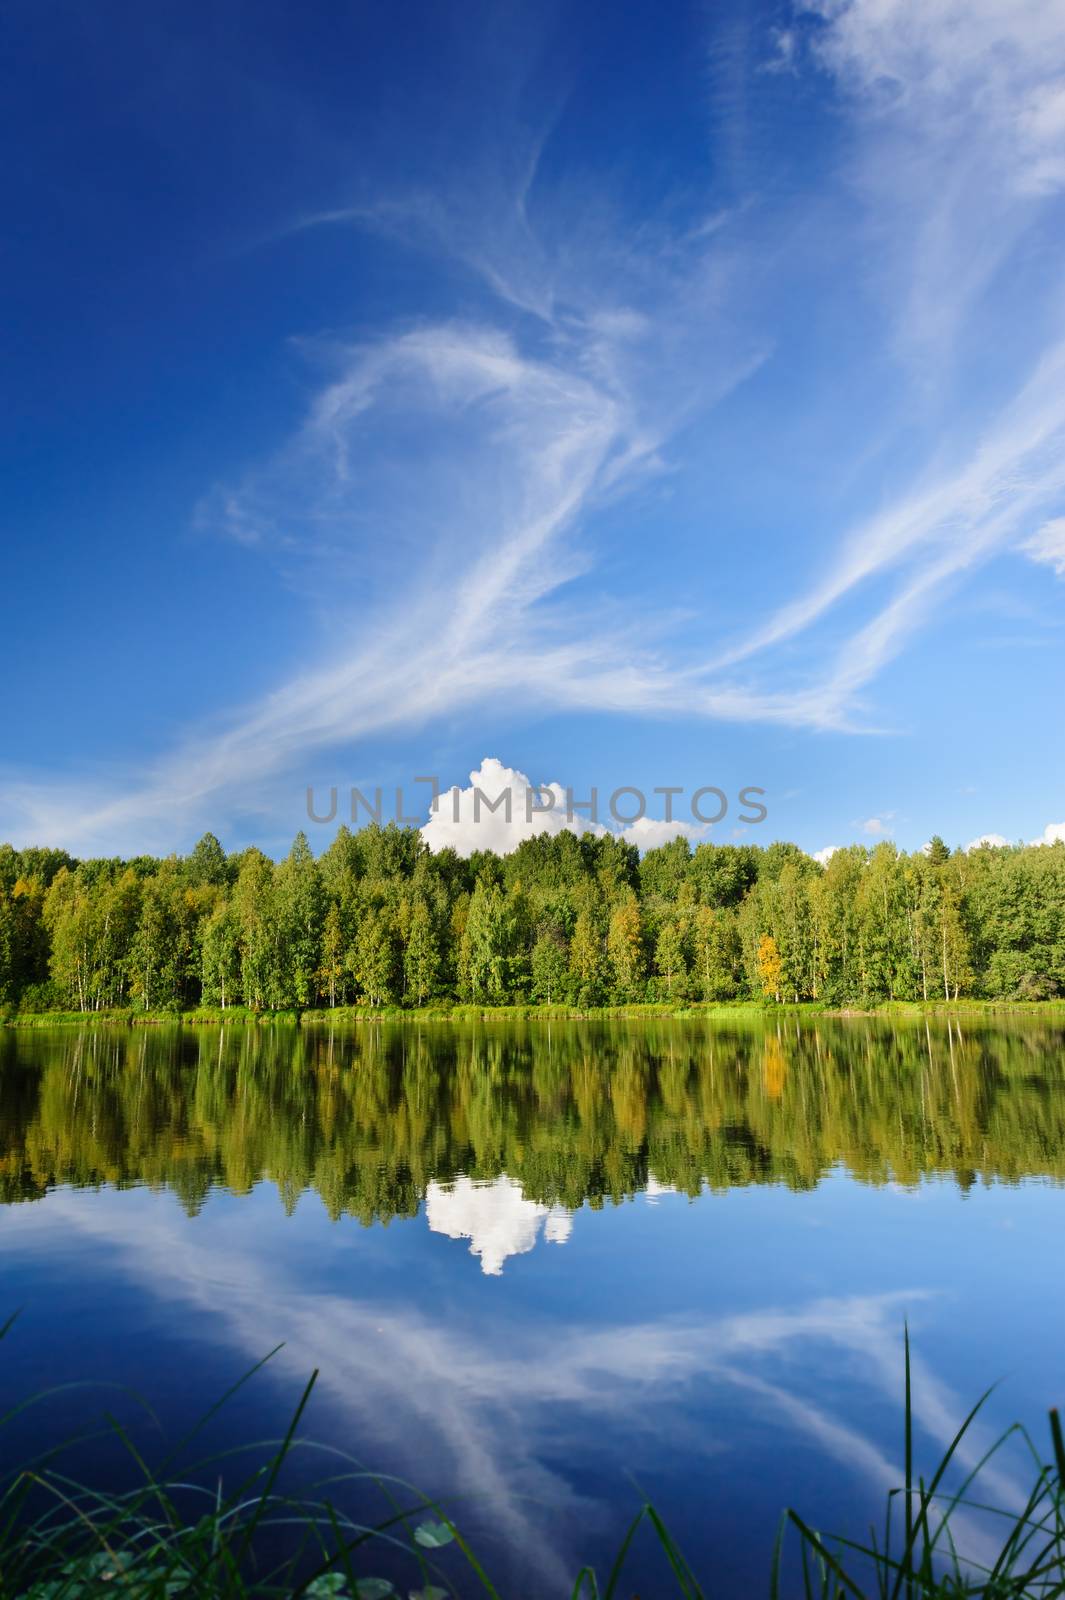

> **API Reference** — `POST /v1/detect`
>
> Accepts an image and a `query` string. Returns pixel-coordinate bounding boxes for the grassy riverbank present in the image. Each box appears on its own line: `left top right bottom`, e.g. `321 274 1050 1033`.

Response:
5 998 1065 1029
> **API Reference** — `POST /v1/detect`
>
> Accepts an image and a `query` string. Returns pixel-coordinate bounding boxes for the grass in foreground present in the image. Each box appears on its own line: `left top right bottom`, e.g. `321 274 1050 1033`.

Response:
3 1324 1065 1597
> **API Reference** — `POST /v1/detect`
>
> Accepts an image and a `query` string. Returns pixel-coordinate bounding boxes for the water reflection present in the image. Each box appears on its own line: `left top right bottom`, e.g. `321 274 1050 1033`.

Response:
0 1179 1032 1592
426 1175 573 1274
2 1015 1064 1215
1 1017 1062 1594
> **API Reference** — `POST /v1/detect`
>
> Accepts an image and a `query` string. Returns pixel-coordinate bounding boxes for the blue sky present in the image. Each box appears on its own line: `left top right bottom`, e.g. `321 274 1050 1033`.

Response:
3 0 1065 860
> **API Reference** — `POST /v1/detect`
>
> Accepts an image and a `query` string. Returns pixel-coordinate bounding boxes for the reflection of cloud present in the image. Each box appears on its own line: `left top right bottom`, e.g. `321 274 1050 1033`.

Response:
0 1190 1032 1587
644 1176 677 1205
425 1175 572 1275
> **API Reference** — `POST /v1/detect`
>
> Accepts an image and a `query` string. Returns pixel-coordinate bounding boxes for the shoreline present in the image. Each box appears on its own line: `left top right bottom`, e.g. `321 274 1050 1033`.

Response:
5 998 1065 1028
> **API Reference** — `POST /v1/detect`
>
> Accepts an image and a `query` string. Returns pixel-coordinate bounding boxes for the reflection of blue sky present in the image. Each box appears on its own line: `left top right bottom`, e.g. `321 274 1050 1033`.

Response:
0 1173 1056 1594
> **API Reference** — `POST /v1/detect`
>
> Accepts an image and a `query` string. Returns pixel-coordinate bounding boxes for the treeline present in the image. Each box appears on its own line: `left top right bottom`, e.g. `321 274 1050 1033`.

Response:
1 825 1063 1014
4 1017 1065 1214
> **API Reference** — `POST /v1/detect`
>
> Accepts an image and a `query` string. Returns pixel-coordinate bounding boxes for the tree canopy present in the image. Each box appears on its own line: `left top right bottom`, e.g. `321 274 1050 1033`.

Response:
0 827 1063 1013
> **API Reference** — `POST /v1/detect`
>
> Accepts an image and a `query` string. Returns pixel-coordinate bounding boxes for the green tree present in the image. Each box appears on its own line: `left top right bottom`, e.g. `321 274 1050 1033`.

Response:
319 903 348 1008
926 835 951 867
607 894 645 1001
187 832 230 888
530 929 569 1004
463 880 509 1002
354 909 395 1006
569 907 603 1004
232 850 275 1010
938 881 973 1000
129 874 183 1011
692 904 736 1000
0 890 14 1007
404 897 439 1005
201 902 241 1009
274 833 324 1008
654 916 688 1000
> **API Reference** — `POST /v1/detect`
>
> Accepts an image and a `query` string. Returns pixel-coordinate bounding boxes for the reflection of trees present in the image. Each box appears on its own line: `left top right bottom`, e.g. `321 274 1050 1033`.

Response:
2 1017 1065 1220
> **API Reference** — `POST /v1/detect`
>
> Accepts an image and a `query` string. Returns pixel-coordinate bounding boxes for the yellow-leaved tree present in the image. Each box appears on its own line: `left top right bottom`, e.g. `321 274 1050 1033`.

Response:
757 932 783 1003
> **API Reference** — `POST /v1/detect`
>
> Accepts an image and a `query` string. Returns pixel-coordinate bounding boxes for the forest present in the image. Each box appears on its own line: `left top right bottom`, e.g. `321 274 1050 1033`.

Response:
1 824 1063 1015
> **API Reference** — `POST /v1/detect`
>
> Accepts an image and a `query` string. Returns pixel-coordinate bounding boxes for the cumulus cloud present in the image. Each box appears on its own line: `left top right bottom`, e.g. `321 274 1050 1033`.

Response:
860 814 895 836
420 758 709 858
619 815 709 852
1031 822 1065 846
965 833 1009 851
812 845 842 865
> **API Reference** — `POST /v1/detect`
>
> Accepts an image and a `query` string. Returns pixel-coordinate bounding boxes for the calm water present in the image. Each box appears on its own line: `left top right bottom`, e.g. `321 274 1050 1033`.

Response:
1 1017 1064 1595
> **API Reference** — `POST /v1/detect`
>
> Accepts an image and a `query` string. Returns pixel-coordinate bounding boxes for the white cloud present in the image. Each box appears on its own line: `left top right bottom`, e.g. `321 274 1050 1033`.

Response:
714 338 1065 710
1022 517 1065 577
965 833 1009 851
803 0 1065 196
420 758 710 858
695 0 1065 732
798 0 1065 345
422 758 605 857
812 845 842 865
619 815 709 852
860 813 895 836
16 299 1061 857
1031 821 1065 846
0 194 787 853
792 0 1065 394
761 27 799 74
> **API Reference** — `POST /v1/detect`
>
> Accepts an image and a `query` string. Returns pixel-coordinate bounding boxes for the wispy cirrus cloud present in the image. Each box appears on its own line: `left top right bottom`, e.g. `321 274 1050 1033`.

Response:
708 0 1065 721
803 0 1065 200
1023 517 1065 578
3 137 790 853
708 335 1065 727
3 276 772 852
800 0 1065 370
6 0 1065 853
